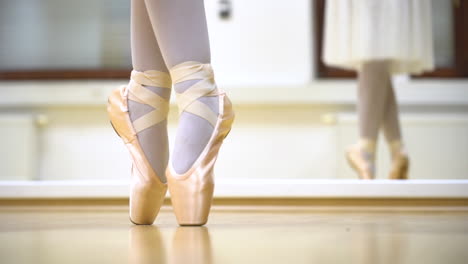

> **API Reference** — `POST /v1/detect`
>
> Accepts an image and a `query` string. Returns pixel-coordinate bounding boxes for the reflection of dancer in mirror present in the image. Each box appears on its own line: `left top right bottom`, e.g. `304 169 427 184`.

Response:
323 0 434 179
108 0 234 225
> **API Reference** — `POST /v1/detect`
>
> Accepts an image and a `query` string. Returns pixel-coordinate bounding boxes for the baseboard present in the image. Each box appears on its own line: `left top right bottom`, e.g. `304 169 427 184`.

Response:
1 198 467 210
1 179 467 199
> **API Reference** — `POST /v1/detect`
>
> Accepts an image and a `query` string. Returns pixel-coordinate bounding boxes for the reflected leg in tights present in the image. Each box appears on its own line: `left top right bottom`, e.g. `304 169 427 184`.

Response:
346 60 391 179
382 79 405 156
348 60 409 179
358 60 391 152
381 74 409 179
144 0 220 174
128 0 171 181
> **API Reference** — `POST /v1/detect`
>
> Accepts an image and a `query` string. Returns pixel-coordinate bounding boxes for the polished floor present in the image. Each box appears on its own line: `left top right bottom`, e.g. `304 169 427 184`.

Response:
1 205 468 264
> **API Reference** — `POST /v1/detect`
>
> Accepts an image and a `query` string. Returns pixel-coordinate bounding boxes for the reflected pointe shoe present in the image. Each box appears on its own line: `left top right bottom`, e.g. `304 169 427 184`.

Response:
166 61 234 226
129 226 165 263
346 145 375 180
170 227 213 264
389 152 409 179
107 70 171 225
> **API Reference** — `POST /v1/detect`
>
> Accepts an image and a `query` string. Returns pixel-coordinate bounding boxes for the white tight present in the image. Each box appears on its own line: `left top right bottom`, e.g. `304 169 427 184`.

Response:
358 60 402 144
129 0 218 177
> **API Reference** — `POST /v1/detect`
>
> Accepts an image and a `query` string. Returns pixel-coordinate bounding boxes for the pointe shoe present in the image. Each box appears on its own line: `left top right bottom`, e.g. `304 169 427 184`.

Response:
167 62 235 226
389 152 409 179
346 145 375 180
107 70 171 225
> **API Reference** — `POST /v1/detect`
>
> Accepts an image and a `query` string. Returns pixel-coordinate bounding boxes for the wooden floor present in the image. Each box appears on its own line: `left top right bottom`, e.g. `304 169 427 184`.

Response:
1 204 468 264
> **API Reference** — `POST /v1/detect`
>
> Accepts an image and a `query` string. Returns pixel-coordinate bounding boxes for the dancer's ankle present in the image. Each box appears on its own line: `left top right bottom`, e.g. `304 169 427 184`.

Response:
388 139 405 159
358 138 376 155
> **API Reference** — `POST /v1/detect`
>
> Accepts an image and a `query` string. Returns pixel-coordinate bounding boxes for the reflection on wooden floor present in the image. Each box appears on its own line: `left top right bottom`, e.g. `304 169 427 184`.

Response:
1 205 468 264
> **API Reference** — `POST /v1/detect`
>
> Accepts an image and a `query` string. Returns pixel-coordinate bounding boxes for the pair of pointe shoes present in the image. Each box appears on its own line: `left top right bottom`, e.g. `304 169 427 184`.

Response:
108 61 234 226
346 145 409 180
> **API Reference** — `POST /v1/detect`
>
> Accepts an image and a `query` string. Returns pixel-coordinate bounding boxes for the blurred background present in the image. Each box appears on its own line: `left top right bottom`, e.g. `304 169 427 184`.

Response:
0 0 467 185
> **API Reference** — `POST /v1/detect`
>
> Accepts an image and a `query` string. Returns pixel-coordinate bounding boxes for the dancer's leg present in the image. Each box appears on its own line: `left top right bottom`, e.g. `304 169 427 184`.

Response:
381 72 409 179
382 79 405 157
143 0 211 67
346 60 392 179
128 0 171 181
144 0 219 174
357 60 392 155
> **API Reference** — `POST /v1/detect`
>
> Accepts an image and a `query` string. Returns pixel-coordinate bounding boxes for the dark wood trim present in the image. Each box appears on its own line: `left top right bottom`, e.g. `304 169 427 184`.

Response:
319 68 357 79
315 0 356 78
454 0 468 76
418 0 468 78
0 69 131 80
314 0 325 78
417 68 461 78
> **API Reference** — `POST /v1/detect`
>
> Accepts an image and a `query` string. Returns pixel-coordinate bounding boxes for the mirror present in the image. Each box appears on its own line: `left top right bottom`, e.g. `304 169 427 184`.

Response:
0 0 467 186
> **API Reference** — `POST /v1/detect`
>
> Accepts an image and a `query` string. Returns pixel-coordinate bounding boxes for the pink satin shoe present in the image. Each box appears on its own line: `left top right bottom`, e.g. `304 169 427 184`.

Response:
166 62 234 226
389 152 409 179
346 145 375 180
107 70 171 225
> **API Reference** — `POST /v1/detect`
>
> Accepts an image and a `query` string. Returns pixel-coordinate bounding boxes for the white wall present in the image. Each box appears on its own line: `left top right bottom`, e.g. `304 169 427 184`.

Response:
205 0 312 86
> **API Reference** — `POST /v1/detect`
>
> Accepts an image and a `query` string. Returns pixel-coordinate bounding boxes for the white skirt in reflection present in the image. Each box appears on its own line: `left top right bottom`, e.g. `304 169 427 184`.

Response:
323 0 434 74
